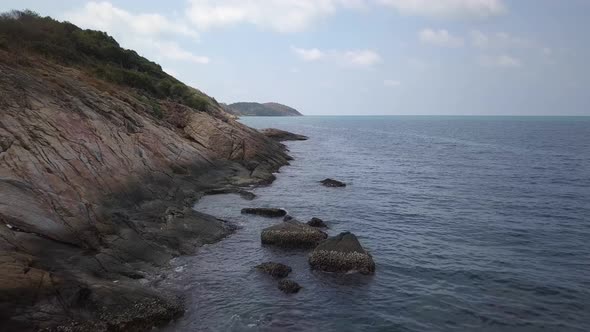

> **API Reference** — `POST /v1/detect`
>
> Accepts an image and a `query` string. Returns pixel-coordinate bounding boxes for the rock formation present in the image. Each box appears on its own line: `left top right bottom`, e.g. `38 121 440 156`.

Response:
307 217 328 228
241 208 288 218
278 279 302 294
308 232 375 275
320 178 347 187
255 262 292 278
261 220 327 248
0 11 296 331
260 128 309 141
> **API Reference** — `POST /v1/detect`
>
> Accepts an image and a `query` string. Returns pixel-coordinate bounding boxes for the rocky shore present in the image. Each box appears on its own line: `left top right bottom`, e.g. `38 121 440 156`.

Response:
0 48 292 331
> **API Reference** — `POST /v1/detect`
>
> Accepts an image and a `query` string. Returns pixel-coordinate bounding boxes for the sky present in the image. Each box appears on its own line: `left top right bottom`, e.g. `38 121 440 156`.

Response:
2 0 589 115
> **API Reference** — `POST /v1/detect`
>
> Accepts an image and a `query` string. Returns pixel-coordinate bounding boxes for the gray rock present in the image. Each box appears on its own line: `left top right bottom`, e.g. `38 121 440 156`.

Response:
320 178 346 187
241 208 287 218
261 220 327 248
309 232 375 275
283 215 294 221
307 217 327 228
260 128 308 141
256 262 292 278
278 279 301 294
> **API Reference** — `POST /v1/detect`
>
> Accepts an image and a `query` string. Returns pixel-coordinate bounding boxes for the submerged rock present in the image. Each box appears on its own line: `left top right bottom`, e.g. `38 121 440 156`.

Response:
307 217 327 228
320 178 346 187
278 279 302 294
261 220 327 248
283 215 294 221
241 208 287 218
256 262 292 278
308 232 375 275
260 128 308 141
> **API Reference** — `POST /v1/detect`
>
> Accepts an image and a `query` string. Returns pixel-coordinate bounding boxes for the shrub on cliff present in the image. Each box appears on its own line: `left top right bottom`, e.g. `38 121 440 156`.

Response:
0 10 212 112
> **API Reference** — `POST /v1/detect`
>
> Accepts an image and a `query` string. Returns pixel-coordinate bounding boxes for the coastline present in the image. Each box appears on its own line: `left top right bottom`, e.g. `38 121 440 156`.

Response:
0 50 295 331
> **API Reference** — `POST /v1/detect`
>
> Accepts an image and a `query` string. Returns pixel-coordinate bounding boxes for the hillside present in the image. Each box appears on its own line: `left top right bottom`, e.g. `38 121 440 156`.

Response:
0 11 291 331
222 102 303 116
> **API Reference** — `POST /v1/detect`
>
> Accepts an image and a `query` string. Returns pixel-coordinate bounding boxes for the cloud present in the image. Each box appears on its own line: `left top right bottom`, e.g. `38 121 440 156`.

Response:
66 2 198 38
384 79 401 87
378 0 506 18
186 0 365 33
292 47 326 61
64 2 209 65
292 47 381 67
479 55 521 68
419 29 464 47
470 30 531 49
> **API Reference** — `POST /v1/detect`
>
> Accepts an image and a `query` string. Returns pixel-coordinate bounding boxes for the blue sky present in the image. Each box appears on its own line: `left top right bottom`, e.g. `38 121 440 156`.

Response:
2 0 589 115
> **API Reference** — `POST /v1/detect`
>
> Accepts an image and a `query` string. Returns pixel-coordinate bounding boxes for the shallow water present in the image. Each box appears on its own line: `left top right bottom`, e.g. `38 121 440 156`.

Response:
161 116 590 331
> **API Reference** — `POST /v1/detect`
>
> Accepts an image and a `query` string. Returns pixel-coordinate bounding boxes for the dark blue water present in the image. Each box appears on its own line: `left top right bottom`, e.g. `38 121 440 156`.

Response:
162 116 590 331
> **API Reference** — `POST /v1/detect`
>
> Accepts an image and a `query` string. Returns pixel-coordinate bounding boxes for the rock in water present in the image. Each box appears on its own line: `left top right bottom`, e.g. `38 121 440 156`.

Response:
261 220 327 248
278 279 302 294
320 178 346 187
260 128 308 141
309 232 375 275
256 262 292 278
283 215 294 221
241 208 288 217
307 217 328 228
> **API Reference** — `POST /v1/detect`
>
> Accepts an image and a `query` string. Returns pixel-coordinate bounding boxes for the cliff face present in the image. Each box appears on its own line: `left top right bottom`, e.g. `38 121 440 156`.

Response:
222 102 303 116
0 48 290 331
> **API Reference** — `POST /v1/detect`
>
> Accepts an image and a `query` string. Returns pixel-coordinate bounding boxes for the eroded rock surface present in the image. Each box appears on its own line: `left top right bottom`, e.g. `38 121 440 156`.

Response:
320 178 346 187
307 217 328 228
260 128 308 141
241 208 287 218
278 279 302 294
0 50 291 330
261 220 327 248
255 262 292 278
308 232 375 275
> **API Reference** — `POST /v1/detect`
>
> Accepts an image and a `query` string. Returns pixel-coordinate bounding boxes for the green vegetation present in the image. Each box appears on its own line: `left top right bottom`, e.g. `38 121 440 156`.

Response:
0 10 211 111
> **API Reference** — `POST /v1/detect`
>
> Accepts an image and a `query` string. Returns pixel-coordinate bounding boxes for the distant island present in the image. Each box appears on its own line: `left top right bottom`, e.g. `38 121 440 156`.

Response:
222 102 303 116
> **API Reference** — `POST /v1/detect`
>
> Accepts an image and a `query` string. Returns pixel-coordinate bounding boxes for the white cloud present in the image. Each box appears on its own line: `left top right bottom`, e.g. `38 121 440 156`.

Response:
378 0 506 18
384 79 401 87
153 42 210 64
470 30 531 49
292 47 326 61
479 55 521 68
66 2 198 38
64 2 209 65
186 0 365 33
292 47 381 68
419 29 464 47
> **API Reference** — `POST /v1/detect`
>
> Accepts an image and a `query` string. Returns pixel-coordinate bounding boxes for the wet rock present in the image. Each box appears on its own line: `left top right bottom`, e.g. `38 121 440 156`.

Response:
307 217 327 228
260 128 308 141
309 232 375 275
261 220 327 248
256 262 292 278
320 178 346 187
278 279 301 294
241 208 287 218
283 215 294 221
205 188 256 200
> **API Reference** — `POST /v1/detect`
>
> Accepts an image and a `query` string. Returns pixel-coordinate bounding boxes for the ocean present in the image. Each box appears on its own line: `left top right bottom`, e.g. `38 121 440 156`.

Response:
161 116 590 331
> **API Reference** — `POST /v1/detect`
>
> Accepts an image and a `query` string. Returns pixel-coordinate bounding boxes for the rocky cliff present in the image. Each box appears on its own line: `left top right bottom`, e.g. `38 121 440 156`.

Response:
0 11 291 331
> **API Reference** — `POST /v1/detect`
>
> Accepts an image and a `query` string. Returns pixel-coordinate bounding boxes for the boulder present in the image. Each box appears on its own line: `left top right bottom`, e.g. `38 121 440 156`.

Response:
283 215 294 221
255 262 292 278
261 220 327 248
320 178 346 187
260 128 308 141
241 208 287 218
307 217 327 228
278 279 301 294
308 232 375 275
